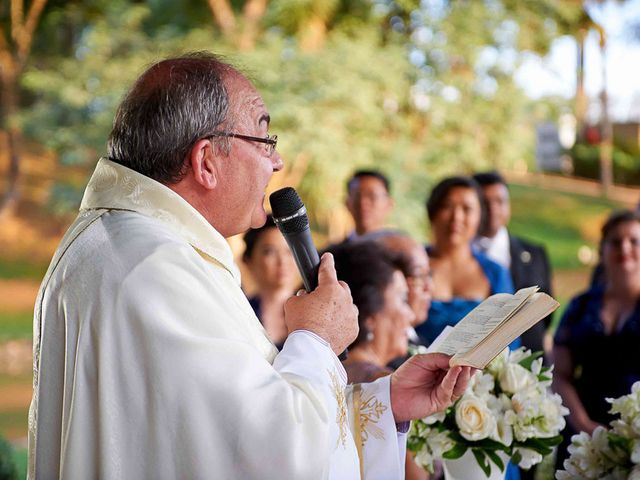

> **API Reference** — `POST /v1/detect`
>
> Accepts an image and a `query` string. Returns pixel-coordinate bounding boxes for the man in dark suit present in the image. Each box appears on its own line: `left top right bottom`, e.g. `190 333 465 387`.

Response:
472 171 554 354
473 172 554 480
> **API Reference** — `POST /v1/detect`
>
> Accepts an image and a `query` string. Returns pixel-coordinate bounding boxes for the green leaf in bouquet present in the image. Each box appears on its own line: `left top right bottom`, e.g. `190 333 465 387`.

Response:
406 435 425 453
511 450 522 465
485 449 505 471
447 430 467 444
518 351 544 370
537 374 552 382
473 437 511 452
472 448 492 477
607 432 632 453
442 443 467 460
518 436 561 455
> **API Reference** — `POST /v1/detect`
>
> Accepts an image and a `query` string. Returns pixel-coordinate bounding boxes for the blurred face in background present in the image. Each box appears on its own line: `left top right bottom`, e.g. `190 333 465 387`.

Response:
602 220 640 282
481 183 510 238
244 227 298 292
368 270 415 361
381 235 433 327
431 187 482 249
405 251 432 327
346 176 393 235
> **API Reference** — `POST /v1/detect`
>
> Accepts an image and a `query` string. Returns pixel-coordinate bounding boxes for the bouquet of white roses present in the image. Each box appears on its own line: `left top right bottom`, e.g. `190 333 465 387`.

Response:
408 347 569 477
556 381 640 480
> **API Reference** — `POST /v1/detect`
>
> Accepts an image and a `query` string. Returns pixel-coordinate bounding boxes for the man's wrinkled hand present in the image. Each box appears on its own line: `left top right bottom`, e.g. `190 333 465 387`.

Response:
284 253 359 356
390 353 475 423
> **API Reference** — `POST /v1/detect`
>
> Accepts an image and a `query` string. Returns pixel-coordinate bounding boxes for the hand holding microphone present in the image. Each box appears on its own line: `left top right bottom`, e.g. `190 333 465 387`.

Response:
270 188 357 358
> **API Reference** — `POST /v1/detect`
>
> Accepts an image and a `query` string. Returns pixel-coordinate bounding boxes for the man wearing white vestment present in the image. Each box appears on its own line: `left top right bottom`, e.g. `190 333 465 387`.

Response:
28 52 472 479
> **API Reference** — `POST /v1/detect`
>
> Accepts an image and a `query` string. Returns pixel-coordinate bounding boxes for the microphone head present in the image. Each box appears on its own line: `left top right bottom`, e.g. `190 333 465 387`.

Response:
269 187 310 234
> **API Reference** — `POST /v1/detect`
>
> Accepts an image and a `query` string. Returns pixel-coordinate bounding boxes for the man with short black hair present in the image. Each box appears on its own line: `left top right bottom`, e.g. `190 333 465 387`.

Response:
345 169 395 240
28 52 471 479
472 171 554 355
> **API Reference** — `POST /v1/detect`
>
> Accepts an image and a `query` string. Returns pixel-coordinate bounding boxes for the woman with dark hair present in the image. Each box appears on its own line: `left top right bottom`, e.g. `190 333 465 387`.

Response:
329 241 415 383
553 209 640 467
330 240 429 480
415 176 516 346
243 215 300 348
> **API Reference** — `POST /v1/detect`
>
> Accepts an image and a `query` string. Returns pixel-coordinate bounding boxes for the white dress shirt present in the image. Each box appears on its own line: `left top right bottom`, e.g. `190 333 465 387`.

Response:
474 226 511 269
28 158 406 479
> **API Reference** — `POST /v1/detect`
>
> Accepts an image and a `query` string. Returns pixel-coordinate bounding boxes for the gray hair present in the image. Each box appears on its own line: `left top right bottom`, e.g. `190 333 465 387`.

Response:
107 52 234 184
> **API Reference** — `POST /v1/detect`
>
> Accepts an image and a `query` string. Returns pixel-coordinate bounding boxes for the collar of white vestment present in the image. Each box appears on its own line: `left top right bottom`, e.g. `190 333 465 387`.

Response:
79 157 240 283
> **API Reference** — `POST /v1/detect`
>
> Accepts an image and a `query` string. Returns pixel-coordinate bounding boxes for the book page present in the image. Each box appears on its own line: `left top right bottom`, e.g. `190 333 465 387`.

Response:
450 292 559 368
434 286 539 356
425 326 454 354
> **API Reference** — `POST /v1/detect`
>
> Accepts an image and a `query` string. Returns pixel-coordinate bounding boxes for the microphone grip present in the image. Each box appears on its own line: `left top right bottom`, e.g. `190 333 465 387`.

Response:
282 229 347 361
283 229 320 293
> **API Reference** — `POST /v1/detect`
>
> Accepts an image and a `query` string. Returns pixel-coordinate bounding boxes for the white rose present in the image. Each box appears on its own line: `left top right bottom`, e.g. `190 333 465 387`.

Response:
629 464 640 480
513 447 543 469
455 395 496 441
499 362 536 394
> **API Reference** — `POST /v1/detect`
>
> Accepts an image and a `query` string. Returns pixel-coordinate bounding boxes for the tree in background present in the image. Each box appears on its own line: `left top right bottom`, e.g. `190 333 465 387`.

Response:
13 0 589 241
0 0 48 215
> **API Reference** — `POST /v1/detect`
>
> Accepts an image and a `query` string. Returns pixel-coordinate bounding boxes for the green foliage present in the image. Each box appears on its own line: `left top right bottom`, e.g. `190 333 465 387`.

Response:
17 0 587 239
571 143 640 186
518 351 544 370
0 436 19 480
268 0 340 34
519 435 563 456
241 27 421 235
0 312 34 340
442 442 467 459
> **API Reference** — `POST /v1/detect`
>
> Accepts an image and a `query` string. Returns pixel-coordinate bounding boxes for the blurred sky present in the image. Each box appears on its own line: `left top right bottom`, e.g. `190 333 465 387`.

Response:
515 0 640 122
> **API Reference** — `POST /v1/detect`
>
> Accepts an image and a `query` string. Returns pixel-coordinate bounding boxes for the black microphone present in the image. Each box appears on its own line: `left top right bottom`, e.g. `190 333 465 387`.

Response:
269 187 320 293
269 187 347 360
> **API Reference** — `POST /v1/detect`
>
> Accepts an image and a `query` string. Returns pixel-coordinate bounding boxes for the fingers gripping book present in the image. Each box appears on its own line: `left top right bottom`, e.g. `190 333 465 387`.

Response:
430 286 560 369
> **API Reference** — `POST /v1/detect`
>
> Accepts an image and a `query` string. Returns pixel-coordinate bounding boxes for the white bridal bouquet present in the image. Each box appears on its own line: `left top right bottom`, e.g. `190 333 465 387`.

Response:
408 347 569 477
556 381 640 480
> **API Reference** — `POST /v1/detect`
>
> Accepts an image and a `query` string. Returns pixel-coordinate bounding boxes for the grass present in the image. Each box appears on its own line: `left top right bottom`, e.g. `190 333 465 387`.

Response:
0 312 33 341
508 183 623 270
12 447 27 480
0 409 28 442
0 258 47 281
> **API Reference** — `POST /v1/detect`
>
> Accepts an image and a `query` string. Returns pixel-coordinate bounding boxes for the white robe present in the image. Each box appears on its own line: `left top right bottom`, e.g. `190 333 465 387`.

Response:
28 158 406 479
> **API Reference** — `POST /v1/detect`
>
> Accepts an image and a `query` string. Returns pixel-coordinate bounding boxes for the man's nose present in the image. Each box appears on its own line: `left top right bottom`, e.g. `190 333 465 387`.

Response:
271 151 284 171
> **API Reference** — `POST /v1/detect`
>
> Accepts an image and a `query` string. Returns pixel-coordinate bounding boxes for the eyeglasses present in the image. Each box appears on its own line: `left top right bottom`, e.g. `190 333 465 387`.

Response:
206 132 278 156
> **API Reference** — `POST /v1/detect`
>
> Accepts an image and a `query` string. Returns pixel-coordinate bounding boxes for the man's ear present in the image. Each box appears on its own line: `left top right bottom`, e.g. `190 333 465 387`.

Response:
387 197 395 211
189 138 218 190
345 193 355 215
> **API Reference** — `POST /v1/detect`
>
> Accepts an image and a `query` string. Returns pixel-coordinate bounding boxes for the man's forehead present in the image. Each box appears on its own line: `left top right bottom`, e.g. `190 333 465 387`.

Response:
226 71 269 119
350 175 387 194
484 183 509 197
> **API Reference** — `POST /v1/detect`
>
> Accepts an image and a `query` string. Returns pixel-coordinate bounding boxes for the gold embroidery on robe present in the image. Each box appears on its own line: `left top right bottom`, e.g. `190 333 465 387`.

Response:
358 392 387 446
329 370 348 448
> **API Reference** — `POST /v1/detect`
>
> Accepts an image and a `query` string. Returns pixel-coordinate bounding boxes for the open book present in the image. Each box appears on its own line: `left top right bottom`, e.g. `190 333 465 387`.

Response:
430 286 559 369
